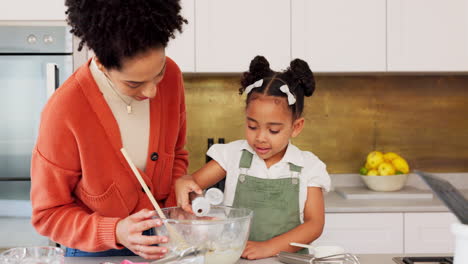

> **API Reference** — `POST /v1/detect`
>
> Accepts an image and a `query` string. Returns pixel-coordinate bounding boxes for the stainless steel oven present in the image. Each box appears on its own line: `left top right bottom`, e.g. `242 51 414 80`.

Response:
0 25 73 217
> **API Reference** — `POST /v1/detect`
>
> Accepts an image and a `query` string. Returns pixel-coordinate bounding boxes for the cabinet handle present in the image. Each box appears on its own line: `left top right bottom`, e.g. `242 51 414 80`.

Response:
46 63 59 99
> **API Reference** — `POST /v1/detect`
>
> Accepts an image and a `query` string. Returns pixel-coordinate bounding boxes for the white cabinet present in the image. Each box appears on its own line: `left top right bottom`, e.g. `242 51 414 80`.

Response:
387 0 468 72
195 0 291 72
292 0 386 72
3 0 468 73
316 212 458 254
166 0 195 72
315 213 404 254
404 212 458 254
0 217 49 248
0 0 66 20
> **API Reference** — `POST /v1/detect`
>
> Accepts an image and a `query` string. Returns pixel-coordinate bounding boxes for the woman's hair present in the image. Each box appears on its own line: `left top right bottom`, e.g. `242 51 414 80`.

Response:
65 0 187 69
240 56 316 120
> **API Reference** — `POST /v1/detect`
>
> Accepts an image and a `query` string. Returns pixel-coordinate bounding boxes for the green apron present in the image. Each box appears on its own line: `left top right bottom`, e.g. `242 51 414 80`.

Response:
232 150 308 254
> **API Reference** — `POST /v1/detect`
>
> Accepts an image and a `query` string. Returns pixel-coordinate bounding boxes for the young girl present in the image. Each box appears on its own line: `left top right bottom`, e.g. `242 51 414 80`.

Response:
176 56 330 260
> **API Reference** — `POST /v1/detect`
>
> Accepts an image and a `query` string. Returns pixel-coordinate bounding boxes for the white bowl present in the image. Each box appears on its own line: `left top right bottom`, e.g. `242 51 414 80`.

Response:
360 174 409 192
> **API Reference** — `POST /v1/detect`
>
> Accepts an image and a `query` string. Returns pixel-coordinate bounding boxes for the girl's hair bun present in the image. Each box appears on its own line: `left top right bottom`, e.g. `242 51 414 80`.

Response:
289 58 315 97
240 55 273 92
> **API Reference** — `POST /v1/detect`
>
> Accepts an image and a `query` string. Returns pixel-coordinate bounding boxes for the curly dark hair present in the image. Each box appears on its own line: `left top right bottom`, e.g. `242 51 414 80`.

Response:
65 0 187 69
240 56 316 120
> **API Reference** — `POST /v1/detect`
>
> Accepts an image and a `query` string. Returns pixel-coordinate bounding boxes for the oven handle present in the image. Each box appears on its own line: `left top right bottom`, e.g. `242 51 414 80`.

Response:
46 63 59 99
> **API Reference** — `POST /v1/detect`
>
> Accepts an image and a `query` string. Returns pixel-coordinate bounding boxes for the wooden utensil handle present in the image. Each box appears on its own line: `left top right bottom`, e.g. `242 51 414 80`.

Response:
120 148 166 219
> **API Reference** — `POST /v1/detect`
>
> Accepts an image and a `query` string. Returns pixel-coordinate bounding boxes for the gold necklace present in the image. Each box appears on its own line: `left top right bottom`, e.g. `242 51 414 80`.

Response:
103 73 134 114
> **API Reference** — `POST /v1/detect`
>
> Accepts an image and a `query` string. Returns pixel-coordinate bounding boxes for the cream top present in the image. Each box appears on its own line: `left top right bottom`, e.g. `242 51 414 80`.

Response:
89 58 150 171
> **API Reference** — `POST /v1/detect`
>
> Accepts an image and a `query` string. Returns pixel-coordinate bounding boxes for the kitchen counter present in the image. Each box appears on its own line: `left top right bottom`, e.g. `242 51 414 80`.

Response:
325 173 468 213
62 254 407 264
324 189 457 213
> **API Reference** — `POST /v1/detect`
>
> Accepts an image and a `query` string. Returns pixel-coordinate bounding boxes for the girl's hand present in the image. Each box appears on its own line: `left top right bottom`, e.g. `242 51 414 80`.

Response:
175 174 202 213
241 240 277 260
115 209 168 260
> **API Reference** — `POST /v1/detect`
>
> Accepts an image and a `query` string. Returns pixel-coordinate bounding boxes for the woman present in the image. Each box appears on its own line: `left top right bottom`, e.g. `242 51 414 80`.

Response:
30 0 188 260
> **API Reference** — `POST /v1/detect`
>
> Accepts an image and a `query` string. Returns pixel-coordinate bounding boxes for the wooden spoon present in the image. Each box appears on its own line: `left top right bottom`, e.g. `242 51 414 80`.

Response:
120 148 188 249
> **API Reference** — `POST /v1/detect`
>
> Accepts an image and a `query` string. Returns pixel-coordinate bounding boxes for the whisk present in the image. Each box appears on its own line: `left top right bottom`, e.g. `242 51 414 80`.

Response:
313 253 361 264
277 251 361 264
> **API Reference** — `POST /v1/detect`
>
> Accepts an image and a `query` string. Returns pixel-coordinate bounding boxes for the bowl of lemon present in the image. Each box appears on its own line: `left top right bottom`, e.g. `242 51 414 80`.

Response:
359 151 410 192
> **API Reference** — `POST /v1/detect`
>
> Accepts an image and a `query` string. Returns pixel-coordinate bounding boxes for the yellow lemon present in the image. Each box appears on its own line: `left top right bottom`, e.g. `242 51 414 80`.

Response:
365 162 373 170
366 151 384 169
378 162 396 176
392 157 410 174
367 169 379 176
383 152 402 162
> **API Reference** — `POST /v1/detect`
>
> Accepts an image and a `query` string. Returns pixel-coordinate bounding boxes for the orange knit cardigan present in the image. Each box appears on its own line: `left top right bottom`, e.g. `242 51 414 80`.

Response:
30 57 188 252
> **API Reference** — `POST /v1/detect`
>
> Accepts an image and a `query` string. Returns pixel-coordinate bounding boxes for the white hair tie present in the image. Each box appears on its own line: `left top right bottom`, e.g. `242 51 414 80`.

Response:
279 84 296 105
245 79 296 105
244 79 263 95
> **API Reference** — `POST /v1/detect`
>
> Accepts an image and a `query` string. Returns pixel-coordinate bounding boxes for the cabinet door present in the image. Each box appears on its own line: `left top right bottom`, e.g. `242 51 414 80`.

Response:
195 0 291 72
404 212 458 254
292 0 386 72
166 0 195 72
314 213 404 254
387 0 468 71
0 0 66 20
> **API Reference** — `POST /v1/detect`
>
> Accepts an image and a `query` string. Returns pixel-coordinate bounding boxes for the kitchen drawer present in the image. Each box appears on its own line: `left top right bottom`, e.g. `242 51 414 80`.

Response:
404 212 458 254
314 213 404 254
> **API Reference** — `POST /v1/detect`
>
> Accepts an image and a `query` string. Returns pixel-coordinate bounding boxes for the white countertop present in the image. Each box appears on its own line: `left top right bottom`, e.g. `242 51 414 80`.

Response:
324 189 461 213
324 173 468 213
62 254 427 264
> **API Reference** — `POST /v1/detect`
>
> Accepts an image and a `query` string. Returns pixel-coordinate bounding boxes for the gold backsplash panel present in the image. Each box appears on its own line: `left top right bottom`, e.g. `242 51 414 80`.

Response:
184 75 468 174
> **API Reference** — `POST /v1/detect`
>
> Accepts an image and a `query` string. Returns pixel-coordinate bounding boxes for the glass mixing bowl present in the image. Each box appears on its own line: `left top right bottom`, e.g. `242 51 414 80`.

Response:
0 246 64 264
154 206 252 264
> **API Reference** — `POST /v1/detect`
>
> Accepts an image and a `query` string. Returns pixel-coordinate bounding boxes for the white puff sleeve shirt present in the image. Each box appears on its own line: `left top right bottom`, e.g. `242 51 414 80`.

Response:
207 140 331 222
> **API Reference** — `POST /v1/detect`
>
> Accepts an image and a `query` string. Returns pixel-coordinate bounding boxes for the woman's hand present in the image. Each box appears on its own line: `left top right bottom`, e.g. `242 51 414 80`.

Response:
241 240 277 260
175 174 202 213
115 209 168 260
